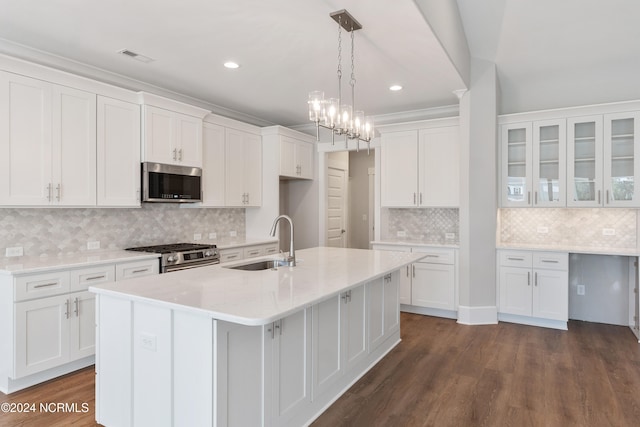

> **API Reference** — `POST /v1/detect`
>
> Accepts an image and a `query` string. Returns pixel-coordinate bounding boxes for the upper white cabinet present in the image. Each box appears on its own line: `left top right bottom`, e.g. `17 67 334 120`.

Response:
381 124 459 208
500 103 640 208
139 92 209 168
97 96 141 207
201 122 226 207
0 72 97 206
280 136 313 179
225 128 262 207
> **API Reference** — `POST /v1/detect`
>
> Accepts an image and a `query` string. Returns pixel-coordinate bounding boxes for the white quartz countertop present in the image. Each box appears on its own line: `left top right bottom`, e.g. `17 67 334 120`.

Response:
90 247 427 326
497 243 640 257
371 240 459 249
0 250 160 275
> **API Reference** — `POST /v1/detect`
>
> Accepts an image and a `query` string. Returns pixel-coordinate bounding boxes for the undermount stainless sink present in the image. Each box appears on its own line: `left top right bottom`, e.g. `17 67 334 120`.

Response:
224 259 294 271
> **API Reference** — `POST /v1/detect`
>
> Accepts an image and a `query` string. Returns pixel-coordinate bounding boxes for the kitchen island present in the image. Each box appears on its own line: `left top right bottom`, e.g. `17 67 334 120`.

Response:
90 247 426 427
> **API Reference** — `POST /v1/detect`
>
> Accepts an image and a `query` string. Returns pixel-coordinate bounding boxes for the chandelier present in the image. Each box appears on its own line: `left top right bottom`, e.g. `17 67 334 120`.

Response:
308 9 374 150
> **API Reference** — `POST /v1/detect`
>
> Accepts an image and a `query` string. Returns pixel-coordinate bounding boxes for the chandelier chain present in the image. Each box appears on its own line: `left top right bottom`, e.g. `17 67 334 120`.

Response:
350 26 356 116
337 16 342 107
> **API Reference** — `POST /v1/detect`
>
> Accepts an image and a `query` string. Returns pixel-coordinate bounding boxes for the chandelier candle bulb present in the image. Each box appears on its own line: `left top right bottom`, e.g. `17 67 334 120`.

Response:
308 91 325 122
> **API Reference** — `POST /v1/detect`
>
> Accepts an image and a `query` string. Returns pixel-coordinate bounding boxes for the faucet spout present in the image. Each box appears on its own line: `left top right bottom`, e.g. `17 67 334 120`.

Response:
269 215 295 266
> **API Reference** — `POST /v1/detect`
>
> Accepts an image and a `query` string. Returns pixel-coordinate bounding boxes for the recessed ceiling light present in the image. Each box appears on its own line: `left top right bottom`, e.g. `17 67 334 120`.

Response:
224 61 240 69
389 85 403 91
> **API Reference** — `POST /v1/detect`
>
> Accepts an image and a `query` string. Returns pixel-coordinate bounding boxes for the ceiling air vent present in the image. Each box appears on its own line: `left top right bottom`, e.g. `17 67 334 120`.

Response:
117 49 154 63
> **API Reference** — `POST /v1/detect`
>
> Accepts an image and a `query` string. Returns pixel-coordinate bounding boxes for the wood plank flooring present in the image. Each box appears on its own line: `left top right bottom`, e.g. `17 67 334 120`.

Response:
1 313 639 426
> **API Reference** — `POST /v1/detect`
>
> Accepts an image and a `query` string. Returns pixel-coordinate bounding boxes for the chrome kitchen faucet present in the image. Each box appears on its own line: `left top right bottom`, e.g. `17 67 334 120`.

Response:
269 215 296 267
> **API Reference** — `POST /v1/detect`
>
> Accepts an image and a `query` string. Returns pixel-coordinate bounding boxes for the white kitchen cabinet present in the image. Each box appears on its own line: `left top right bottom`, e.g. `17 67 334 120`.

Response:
201 122 226 206
343 285 367 371
265 308 311 426
0 71 96 206
68 290 96 361
280 136 313 179
368 272 400 351
567 115 604 207
219 247 244 263
533 119 566 206
311 293 342 397
225 128 262 207
411 248 456 311
498 250 568 328
603 112 640 206
381 126 459 207
501 122 532 207
399 264 412 305
115 259 159 280
142 105 203 167
97 96 141 207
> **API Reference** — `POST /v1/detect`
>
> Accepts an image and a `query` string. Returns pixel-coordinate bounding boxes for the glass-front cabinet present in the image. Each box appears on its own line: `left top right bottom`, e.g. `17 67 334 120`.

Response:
533 119 566 206
501 123 532 207
603 112 640 206
567 116 603 207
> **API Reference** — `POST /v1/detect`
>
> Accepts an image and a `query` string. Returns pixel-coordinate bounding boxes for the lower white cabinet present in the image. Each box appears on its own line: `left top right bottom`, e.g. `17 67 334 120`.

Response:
368 272 400 351
219 242 280 263
0 257 158 394
498 250 568 328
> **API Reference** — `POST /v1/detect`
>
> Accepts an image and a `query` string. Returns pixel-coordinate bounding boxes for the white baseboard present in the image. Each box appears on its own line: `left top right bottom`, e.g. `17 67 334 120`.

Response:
457 305 498 325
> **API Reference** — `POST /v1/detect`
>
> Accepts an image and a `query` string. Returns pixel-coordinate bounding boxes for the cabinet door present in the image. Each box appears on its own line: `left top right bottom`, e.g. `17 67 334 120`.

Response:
143 105 175 164
567 116 603 206
15 295 70 378
399 264 412 305
603 112 640 207
270 309 311 425
312 295 342 397
175 113 202 167
343 285 367 371
225 128 246 206
202 123 226 206
97 96 141 207
418 126 460 207
381 130 418 207
412 262 455 310
243 132 262 206
532 269 568 321
533 119 566 206
53 85 96 205
69 291 96 361
367 278 385 350
498 266 532 316
279 136 297 177
0 72 53 205
384 271 400 335
501 123 532 207
297 141 314 179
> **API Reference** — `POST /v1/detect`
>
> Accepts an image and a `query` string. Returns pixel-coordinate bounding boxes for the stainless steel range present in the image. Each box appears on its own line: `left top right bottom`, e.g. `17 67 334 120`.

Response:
126 243 219 273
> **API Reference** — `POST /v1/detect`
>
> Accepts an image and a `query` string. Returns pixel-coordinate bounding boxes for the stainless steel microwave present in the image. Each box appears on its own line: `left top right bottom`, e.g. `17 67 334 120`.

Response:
142 162 202 203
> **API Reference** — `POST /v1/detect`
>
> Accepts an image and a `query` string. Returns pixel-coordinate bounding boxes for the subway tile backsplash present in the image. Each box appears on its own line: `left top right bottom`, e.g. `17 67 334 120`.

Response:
498 208 637 249
382 208 459 244
0 204 245 257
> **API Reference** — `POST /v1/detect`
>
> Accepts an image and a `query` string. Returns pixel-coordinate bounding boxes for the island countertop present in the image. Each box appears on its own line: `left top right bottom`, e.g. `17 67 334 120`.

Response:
90 247 426 326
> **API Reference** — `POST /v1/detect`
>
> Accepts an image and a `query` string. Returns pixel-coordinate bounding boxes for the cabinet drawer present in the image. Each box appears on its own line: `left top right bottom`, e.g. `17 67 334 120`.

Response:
15 271 71 302
116 259 159 281
70 264 116 291
243 246 264 259
412 247 455 265
219 248 243 263
533 252 568 271
260 243 279 255
499 251 533 268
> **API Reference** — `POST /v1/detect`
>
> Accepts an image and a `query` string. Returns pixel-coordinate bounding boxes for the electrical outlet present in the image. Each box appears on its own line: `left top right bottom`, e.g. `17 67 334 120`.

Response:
140 333 157 351
87 241 100 250
445 233 455 240
602 228 615 236
193 233 202 241
230 230 237 237
577 284 586 296
5 246 23 257
209 232 217 239
537 226 549 234
396 231 407 238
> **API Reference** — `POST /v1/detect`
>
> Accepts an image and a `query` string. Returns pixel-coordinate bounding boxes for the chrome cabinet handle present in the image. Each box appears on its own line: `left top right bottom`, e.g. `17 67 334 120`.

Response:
527 191 531 204
412 265 415 278
507 257 524 261
527 271 530 286
419 193 423 205
178 149 183 161
541 259 558 264
74 297 79 316
85 274 106 281
606 190 610 204
132 268 149 274
598 190 601 204
46 183 52 202
65 300 70 319
33 282 58 289
535 191 538 204
534 272 538 286
56 184 61 201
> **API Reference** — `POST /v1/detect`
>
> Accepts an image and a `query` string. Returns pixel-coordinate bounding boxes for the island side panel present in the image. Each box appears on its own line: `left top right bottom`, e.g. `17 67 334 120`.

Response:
95 294 133 427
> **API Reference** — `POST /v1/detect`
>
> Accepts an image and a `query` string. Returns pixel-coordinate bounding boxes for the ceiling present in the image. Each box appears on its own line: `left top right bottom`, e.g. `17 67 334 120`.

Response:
1 1 639 128
0 0 466 127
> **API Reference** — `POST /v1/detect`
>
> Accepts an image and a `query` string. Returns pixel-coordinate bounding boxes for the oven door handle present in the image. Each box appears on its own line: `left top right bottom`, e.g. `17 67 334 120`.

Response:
164 260 220 273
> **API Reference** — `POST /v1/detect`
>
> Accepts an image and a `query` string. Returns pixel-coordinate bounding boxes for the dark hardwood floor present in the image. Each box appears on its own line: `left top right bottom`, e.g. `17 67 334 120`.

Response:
2 313 640 426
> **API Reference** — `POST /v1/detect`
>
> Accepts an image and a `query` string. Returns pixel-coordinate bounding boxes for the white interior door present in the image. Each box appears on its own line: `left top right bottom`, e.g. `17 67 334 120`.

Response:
327 167 347 247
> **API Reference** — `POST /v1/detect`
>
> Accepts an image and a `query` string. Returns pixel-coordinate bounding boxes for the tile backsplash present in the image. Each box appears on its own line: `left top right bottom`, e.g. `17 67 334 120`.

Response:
498 208 637 249
0 204 245 257
381 208 459 244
